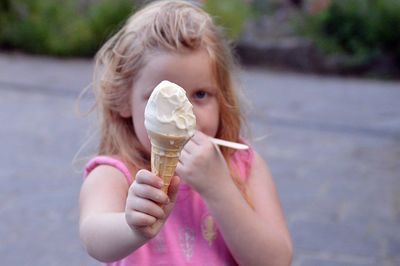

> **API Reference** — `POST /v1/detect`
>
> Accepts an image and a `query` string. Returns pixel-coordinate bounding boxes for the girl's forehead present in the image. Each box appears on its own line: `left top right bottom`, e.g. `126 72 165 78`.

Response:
135 49 217 93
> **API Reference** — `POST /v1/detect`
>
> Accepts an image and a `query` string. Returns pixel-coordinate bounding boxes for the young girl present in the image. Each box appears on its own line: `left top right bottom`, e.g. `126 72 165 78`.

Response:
79 1 292 265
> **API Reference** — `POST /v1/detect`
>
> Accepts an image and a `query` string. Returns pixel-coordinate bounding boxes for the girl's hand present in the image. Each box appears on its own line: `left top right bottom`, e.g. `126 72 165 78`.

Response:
176 131 231 197
125 170 179 239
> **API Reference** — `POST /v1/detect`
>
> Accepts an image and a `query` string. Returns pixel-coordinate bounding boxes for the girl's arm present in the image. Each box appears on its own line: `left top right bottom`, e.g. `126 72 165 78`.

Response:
206 153 292 266
79 165 178 262
177 132 293 266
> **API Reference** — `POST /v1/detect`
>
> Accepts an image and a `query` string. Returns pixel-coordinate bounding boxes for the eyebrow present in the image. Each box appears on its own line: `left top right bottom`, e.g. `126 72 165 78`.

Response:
193 84 218 91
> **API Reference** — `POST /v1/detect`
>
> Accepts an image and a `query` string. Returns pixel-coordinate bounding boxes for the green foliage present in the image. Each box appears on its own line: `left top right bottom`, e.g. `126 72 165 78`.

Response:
300 0 400 65
204 0 251 40
0 0 256 55
0 0 134 57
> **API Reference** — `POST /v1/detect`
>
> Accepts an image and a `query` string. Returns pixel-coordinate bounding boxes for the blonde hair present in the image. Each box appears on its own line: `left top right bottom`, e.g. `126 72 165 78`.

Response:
92 0 249 201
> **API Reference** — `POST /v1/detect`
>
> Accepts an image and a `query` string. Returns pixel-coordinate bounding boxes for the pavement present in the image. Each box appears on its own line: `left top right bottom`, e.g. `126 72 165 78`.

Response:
0 52 399 266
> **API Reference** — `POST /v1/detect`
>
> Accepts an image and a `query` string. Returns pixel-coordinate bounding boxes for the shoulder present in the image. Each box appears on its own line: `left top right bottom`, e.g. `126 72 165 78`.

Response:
84 163 129 186
81 156 135 203
80 157 133 214
82 162 131 201
85 155 134 184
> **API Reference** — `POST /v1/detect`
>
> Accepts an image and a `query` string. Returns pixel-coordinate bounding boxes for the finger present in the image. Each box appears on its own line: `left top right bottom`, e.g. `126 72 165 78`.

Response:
191 130 208 145
177 155 192 177
135 169 163 188
182 138 197 153
179 148 190 164
164 176 180 215
190 131 202 145
129 197 165 219
133 183 169 204
212 142 223 156
126 211 157 227
167 175 180 201
134 225 158 239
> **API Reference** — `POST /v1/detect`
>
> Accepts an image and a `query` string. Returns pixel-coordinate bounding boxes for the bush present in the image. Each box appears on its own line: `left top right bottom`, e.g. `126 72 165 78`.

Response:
0 0 256 55
204 0 251 40
300 0 400 66
0 0 134 57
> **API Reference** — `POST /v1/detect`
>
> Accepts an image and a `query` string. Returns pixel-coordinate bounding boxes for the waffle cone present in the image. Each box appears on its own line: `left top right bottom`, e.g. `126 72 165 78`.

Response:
148 130 188 194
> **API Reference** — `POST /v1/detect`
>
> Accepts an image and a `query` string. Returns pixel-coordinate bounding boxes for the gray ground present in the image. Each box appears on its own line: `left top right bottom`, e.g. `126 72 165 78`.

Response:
0 53 399 266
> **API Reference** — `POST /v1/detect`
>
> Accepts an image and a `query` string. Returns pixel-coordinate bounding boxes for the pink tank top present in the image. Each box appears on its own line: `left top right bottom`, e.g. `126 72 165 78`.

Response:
85 147 254 266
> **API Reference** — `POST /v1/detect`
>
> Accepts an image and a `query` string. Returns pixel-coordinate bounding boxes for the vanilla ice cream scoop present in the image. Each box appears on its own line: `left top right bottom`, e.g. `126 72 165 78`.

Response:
144 80 196 138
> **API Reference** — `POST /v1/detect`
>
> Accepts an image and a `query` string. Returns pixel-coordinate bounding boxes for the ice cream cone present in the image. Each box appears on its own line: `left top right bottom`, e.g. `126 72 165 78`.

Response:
144 80 196 193
148 130 189 194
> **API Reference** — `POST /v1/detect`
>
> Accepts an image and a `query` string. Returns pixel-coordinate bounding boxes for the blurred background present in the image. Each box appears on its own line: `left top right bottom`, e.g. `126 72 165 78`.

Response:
0 0 399 265
1 0 399 77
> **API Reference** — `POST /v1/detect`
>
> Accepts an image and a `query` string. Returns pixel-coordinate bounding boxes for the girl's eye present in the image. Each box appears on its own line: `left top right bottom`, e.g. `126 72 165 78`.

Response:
194 90 208 99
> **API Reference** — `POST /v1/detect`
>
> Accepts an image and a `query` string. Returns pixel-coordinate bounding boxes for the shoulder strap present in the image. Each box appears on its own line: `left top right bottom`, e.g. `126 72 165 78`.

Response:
84 156 133 184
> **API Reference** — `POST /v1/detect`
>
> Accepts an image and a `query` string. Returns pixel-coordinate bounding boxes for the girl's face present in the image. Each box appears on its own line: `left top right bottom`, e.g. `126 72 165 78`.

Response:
128 49 220 154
